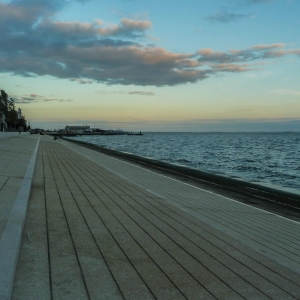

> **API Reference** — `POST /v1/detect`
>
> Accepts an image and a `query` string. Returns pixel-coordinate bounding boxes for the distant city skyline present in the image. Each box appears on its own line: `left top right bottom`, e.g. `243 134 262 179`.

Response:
1 0 299 131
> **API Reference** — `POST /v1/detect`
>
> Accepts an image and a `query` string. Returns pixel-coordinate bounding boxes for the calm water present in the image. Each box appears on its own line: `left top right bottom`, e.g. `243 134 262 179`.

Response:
68 132 300 195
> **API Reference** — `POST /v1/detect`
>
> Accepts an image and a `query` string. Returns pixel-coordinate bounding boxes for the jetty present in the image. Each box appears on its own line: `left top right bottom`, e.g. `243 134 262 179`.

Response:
1 133 300 299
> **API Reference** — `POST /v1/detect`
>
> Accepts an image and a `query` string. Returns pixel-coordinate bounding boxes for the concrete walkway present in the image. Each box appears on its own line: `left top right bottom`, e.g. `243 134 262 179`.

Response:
0 132 30 140
2 135 300 299
0 134 40 299
61 139 300 275
0 134 39 239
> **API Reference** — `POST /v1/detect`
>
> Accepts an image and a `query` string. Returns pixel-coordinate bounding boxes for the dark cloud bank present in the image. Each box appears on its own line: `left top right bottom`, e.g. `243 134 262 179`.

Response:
0 0 299 86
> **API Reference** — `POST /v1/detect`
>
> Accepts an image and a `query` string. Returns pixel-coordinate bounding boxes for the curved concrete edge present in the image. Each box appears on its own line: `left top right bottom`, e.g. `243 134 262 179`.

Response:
63 138 300 202
0 137 40 300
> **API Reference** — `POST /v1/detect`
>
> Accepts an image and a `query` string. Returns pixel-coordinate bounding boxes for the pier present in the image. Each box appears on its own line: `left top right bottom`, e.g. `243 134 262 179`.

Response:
1 134 300 299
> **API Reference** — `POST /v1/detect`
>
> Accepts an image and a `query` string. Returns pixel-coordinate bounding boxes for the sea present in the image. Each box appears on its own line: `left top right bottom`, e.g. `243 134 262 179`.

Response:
68 132 300 195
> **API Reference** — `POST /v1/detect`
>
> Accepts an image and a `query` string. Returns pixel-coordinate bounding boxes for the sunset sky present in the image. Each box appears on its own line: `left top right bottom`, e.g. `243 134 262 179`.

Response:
0 0 299 131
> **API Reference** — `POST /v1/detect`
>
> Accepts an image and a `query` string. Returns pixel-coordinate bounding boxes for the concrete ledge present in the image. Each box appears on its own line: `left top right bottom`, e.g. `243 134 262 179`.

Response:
0 137 40 300
0 132 30 139
64 138 300 203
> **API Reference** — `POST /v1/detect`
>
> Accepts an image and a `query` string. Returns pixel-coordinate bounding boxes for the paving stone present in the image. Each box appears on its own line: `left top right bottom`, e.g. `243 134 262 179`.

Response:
9 136 300 299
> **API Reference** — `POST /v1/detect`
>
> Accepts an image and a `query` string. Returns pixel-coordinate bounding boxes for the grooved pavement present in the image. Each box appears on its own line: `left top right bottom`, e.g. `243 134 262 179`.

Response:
12 136 300 300
0 135 39 240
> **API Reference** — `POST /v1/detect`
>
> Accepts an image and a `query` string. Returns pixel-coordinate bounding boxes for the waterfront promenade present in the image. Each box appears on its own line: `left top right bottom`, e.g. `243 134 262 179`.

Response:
1 135 300 299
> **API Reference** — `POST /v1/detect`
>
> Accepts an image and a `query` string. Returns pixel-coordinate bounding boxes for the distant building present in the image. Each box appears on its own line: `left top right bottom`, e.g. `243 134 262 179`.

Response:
65 125 90 133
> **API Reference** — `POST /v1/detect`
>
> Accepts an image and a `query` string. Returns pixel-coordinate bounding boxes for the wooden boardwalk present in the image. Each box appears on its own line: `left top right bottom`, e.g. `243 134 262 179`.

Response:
10 136 300 299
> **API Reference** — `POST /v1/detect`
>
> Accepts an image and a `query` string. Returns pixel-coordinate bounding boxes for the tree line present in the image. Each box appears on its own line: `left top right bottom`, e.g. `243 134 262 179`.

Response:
0 89 29 132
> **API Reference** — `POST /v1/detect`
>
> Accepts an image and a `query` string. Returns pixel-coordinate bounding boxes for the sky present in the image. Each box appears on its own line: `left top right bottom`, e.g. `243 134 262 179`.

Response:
0 0 300 131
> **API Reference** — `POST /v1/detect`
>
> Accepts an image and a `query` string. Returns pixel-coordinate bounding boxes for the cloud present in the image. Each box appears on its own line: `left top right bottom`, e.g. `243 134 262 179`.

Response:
0 0 88 31
70 78 93 84
195 44 300 76
250 43 284 50
128 91 154 96
212 63 258 72
97 90 155 96
0 37 208 85
14 93 73 104
289 49 300 56
38 18 152 40
0 0 300 86
197 44 293 64
206 11 252 23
